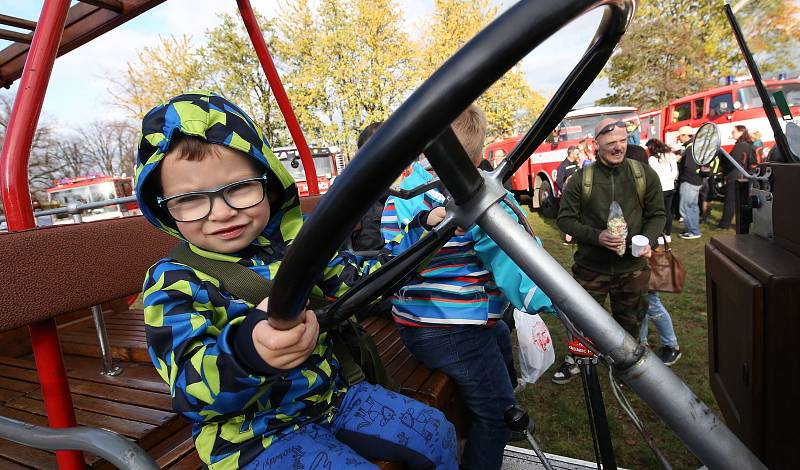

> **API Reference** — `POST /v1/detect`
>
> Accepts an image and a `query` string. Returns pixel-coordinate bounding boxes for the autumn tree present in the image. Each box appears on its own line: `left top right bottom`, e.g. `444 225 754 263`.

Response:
599 0 800 109
415 0 547 140
80 120 138 177
201 13 288 146
0 93 60 200
110 35 210 120
274 0 415 153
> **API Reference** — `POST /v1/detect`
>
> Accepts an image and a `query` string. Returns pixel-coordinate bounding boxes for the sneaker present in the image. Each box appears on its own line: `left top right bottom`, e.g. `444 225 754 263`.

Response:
679 232 701 240
658 346 682 366
551 361 580 384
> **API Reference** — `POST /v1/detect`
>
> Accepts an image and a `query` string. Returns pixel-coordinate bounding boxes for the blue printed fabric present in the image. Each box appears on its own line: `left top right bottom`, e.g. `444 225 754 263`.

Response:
242 382 458 470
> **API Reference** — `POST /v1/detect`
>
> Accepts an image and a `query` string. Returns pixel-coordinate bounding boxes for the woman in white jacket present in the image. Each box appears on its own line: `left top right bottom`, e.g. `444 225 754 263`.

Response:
641 138 682 366
646 138 679 241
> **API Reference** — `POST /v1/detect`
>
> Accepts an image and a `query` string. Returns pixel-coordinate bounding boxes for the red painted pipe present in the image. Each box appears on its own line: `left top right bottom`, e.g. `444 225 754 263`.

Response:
236 0 320 196
0 0 85 468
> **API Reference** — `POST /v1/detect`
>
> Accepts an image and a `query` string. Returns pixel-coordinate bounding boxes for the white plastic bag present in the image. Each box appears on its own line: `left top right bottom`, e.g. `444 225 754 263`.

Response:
513 309 555 385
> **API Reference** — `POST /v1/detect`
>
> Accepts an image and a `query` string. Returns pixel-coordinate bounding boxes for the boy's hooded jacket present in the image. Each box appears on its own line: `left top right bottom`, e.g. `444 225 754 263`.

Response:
380 162 555 326
135 91 395 469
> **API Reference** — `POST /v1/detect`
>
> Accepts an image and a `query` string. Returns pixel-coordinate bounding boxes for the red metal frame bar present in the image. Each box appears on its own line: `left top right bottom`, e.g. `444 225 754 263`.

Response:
0 0 85 468
236 0 320 195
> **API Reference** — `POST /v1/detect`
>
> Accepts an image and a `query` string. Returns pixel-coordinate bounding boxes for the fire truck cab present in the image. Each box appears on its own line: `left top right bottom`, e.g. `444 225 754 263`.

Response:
46 175 137 223
654 79 800 155
271 146 342 197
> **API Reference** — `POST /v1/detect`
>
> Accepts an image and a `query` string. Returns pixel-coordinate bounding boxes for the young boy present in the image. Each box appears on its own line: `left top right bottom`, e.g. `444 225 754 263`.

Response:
381 104 555 470
134 91 456 470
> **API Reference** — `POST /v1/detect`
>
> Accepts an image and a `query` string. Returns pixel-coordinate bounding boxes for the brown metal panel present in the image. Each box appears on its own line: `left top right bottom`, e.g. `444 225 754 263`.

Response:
0 0 166 88
766 163 800 257
705 243 764 454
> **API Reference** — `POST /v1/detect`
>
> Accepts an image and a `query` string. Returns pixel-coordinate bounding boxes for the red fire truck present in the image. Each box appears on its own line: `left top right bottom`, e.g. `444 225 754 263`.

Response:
272 146 342 197
46 174 137 223
483 106 640 217
641 78 800 158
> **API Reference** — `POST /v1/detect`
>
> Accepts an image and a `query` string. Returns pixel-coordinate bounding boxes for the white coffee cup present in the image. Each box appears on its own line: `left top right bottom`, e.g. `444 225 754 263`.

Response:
631 235 649 257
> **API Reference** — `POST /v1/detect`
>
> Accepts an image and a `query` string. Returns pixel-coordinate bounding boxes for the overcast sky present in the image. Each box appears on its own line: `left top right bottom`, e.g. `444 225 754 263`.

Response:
0 0 609 134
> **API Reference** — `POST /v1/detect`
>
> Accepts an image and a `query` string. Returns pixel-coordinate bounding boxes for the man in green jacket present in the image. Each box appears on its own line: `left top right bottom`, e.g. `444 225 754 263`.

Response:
551 118 666 384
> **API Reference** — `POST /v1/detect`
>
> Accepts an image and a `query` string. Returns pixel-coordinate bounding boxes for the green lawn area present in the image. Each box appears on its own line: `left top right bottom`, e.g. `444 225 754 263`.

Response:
515 203 730 470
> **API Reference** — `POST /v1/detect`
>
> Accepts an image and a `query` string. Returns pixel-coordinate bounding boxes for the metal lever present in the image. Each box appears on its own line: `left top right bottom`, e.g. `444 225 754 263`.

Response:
504 405 555 470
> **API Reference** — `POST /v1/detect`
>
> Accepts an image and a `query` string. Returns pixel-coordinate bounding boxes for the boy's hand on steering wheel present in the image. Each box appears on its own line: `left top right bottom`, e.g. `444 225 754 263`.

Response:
253 309 320 370
426 206 446 227
427 206 467 235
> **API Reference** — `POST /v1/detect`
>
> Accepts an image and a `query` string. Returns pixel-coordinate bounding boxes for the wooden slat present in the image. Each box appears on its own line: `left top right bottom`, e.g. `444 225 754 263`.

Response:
101 318 146 327
62 359 168 394
5 396 155 439
0 357 39 369
0 355 168 394
79 0 124 12
0 377 37 394
26 390 174 426
0 388 24 404
166 451 203 470
0 364 40 383
0 438 55 469
0 455 33 470
418 371 454 409
66 379 173 411
0 29 32 44
0 14 37 31
154 433 196 469
58 340 134 362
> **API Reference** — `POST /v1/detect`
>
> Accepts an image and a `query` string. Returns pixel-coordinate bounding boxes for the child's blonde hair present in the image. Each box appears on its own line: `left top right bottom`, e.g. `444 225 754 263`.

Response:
451 104 487 165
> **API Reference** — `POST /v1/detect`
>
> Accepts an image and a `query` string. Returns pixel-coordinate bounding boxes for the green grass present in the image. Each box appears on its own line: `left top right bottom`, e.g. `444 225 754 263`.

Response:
515 203 729 469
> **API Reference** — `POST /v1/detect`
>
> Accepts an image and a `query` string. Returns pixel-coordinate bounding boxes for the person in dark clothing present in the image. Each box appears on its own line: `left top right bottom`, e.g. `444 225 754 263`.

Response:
676 126 702 239
718 125 756 229
625 142 648 164
350 122 387 251
556 146 581 193
556 146 581 245
553 118 666 384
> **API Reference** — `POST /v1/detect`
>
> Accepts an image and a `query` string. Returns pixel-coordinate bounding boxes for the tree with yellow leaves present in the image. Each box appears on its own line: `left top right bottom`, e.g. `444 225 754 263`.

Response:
415 0 547 141
274 0 415 154
110 35 209 120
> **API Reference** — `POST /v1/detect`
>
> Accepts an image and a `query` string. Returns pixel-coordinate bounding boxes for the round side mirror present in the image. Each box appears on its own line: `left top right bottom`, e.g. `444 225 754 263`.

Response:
290 158 301 169
692 122 721 166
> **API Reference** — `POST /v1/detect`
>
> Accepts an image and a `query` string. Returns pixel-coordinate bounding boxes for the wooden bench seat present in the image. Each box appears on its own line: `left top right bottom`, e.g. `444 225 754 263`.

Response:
0 354 183 469
0 214 465 469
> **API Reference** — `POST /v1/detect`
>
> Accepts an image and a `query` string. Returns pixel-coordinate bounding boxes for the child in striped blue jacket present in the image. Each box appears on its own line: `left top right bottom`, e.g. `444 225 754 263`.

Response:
381 104 555 470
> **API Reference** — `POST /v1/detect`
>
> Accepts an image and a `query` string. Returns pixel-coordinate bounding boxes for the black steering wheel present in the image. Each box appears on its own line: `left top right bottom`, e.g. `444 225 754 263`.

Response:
267 1 765 468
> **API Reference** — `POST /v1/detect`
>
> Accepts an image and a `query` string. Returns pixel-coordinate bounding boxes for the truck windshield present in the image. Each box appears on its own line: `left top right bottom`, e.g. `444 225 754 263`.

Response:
558 111 640 140
738 83 800 109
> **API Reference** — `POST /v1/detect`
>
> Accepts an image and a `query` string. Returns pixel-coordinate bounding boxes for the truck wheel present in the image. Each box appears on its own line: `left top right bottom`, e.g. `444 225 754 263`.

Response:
538 180 558 219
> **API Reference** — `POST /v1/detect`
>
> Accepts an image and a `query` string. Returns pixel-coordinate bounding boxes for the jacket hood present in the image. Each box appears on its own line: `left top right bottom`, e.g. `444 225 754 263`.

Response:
396 161 445 226
134 90 302 248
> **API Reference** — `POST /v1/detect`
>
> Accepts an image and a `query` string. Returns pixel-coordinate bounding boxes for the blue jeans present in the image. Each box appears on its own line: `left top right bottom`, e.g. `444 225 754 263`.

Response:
399 323 516 470
639 292 679 349
243 382 457 470
679 182 702 236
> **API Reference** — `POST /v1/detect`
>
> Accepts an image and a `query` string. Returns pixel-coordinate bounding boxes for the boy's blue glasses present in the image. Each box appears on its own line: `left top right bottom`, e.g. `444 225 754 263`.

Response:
157 175 268 222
